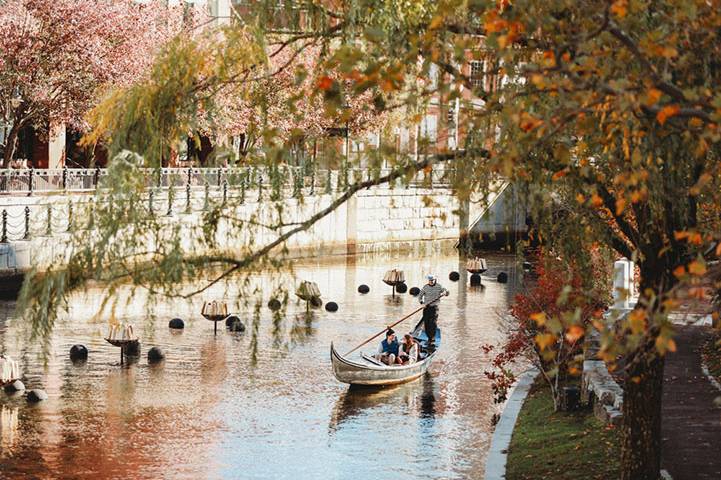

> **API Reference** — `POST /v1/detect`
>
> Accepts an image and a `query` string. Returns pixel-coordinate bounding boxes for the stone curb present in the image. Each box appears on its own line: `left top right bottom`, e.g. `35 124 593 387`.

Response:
700 361 721 392
484 367 539 480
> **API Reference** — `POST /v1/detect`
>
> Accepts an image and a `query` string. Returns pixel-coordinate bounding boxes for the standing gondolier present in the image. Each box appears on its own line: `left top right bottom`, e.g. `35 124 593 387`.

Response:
418 274 449 350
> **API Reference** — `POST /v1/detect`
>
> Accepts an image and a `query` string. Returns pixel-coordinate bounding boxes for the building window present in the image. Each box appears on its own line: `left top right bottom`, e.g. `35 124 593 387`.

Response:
470 60 484 88
420 114 437 143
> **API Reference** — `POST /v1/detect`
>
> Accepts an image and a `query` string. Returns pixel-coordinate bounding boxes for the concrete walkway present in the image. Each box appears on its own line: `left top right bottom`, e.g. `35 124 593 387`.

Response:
661 325 721 480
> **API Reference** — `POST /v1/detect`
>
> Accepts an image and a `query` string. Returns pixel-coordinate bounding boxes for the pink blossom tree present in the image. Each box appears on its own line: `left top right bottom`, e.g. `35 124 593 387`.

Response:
204 43 388 162
0 0 181 167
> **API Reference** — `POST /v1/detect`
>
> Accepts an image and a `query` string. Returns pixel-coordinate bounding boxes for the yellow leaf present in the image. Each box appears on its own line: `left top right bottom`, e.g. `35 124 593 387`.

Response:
615 197 626 216
610 0 628 17
628 309 647 334
535 333 557 351
688 260 707 276
673 265 686 278
530 312 547 326
656 104 680 125
591 193 603 208
656 336 677 355
429 15 444 30
576 193 586 204
565 325 585 343
661 47 678 59
645 88 662 106
552 170 567 180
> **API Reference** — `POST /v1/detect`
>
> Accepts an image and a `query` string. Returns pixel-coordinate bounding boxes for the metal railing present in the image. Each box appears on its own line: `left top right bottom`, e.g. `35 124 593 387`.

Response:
0 165 453 196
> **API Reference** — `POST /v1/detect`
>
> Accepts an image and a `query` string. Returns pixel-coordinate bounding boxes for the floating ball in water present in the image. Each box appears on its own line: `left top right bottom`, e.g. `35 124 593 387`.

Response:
225 315 240 327
268 299 282 311
409 287 420 296
470 273 482 286
27 389 48 403
228 318 246 332
395 283 408 294
357 284 370 294
4 380 24 393
69 344 88 361
449 271 460 281
310 296 323 308
147 347 165 362
325 301 339 312
497 272 509 283
168 318 185 329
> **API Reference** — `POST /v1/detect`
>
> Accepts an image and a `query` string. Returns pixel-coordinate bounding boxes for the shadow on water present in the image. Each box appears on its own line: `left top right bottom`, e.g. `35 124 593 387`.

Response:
328 373 437 434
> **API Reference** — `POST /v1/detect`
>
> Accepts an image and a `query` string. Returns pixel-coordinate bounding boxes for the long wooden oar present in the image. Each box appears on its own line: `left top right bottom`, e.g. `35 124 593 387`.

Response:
343 293 444 356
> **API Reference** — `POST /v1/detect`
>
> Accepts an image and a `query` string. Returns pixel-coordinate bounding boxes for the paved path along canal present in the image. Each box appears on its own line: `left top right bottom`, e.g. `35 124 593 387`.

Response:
661 325 721 480
0 252 519 479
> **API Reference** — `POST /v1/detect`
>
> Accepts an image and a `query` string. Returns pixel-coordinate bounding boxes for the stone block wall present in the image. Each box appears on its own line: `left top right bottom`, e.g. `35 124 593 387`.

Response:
0 182 465 275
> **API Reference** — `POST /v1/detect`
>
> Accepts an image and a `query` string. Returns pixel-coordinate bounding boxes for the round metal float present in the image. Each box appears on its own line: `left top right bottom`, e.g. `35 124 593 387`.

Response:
168 318 185 329
69 344 88 361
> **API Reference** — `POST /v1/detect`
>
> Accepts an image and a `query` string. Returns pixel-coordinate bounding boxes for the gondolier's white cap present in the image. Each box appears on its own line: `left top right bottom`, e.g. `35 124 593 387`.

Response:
426 274 436 281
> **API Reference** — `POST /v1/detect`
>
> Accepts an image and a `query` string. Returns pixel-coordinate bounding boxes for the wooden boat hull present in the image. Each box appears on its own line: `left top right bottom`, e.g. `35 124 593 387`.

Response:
330 342 437 386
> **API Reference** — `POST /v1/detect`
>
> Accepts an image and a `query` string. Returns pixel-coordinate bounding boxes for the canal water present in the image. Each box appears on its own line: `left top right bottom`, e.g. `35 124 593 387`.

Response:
0 252 519 480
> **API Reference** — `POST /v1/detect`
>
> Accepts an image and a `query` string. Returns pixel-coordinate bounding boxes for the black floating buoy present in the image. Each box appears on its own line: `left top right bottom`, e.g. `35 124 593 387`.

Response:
449 271 460 282
69 344 88 361
228 318 246 332
4 380 25 393
395 282 408 294
470 273 482 286
27 389 48 403
147 347 165 362
357 284 370 294
409 287 420 296
325 301 339 312
225 315 240 327
310 296 323 308
168 318 185 329
497 272 509 283
268 298 282 311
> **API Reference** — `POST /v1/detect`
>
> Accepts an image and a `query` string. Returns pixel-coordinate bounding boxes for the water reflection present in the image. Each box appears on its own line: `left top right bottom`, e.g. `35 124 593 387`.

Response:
329 377 435 433
1 404 18 455
0 251 518 479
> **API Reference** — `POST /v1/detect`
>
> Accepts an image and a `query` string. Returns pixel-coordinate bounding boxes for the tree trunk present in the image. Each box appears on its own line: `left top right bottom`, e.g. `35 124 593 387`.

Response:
621 346 665 480
2 122 20 168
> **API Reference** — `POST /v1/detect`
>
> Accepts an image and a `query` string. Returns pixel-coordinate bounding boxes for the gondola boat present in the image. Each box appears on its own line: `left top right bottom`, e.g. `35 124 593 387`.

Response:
330 322 441 386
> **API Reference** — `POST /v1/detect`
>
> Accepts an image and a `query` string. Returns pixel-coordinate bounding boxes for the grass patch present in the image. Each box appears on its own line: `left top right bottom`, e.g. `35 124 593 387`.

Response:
506 380 620 480
701 332 721 383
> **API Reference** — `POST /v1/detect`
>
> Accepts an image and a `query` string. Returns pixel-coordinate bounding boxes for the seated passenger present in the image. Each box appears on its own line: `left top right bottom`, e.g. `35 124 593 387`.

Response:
375 329 401 365
398 334 419 364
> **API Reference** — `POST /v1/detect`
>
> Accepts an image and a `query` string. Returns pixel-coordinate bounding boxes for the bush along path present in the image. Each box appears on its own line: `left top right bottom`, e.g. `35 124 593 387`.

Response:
661 325 721 480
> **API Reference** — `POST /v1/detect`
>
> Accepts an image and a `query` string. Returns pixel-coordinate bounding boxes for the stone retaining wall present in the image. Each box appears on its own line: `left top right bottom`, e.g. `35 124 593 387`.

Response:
0 183 472 282
582 330 624 426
